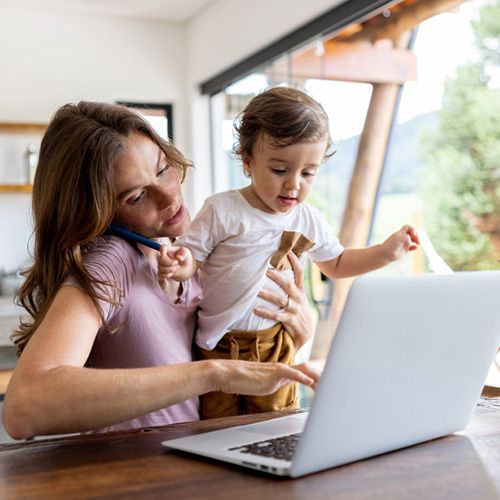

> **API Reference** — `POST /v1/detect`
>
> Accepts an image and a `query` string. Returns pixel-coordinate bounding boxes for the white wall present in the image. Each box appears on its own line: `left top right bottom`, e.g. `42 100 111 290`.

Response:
0 4 187 130
0 4 187 271
187 0 345 84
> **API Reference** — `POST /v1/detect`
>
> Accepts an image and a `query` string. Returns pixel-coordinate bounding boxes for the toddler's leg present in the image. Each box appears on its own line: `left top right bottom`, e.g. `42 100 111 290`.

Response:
244 325 299 414
199 392 241 419
245 382 298 414
195 325 298 417
195 341 242 419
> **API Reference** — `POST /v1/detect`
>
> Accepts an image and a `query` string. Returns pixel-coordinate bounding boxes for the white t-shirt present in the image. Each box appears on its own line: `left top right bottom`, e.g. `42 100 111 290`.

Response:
179 190 344 350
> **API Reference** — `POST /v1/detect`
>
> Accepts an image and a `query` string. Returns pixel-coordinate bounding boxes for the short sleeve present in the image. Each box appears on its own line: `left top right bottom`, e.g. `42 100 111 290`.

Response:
306 206 344 262
178 197 225 262
64 237 138 321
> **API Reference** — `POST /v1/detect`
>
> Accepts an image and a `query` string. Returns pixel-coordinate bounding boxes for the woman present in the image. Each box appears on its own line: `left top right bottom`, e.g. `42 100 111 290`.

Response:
2 102 318 439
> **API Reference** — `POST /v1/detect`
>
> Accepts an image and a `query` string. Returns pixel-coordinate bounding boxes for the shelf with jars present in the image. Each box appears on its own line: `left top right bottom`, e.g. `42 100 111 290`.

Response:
0 184 32 193
0 123 47 192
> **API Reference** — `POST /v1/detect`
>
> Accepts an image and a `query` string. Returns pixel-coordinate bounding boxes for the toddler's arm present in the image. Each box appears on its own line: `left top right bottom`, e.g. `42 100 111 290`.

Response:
316 225 420 279
158 244 199 288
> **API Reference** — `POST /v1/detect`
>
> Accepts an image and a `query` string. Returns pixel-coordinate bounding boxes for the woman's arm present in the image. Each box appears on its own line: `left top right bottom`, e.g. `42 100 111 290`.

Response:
3 285 314 439
253 252 314 350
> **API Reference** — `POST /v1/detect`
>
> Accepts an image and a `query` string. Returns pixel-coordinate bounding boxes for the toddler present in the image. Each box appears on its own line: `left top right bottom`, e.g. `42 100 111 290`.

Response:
159 87 419 418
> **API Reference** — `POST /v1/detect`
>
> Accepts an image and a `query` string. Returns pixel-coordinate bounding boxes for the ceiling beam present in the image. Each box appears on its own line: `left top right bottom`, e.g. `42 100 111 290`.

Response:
267 41 417 85
341 0 467 43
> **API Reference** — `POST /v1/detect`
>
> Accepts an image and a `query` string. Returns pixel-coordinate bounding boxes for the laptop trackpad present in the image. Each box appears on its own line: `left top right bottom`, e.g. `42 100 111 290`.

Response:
235 413 308 437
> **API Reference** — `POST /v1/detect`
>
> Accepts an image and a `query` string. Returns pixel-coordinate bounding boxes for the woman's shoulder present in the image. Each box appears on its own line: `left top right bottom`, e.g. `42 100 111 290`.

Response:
83 236 141 280
85 235 140 259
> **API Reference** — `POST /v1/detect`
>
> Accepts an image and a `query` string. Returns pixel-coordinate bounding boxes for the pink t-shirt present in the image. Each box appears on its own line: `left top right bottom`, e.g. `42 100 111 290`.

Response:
68 236 202 432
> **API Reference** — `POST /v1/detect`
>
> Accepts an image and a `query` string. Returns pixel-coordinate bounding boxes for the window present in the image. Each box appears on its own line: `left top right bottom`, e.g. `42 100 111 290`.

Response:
117 102 173 141
370 1 499 274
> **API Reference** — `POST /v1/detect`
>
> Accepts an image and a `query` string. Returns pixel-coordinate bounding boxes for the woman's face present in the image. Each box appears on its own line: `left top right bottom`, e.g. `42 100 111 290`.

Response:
113 132 191 239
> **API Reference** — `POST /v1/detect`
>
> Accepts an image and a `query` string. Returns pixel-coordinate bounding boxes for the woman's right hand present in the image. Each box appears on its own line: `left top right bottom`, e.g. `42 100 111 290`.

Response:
209 359 317 396
254 251 314 350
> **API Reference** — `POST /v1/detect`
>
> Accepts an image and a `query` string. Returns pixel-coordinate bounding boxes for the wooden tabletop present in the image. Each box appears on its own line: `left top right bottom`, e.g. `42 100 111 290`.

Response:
1 407 500 499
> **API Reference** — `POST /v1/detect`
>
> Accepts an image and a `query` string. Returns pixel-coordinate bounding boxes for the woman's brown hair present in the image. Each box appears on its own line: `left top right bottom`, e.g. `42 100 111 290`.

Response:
233 86 334 160
13 101 191 355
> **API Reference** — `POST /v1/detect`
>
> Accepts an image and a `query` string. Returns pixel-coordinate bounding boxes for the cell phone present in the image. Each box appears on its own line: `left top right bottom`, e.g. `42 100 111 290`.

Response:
107 224 161 251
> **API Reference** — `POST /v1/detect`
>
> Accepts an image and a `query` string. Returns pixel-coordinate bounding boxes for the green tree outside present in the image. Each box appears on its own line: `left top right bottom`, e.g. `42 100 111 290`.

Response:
421 0 500 270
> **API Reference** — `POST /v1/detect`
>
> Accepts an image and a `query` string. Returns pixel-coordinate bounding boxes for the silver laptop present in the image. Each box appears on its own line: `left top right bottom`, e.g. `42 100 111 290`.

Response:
162 271 500 477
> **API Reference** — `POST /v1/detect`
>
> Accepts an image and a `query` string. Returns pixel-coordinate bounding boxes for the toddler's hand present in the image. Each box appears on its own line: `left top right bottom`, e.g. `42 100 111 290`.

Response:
158 245 194 288
382 225 420 262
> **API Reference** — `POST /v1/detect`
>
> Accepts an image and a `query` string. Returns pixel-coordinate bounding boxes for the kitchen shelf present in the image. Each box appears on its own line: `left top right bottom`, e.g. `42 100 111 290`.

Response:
0 184 32 193
0 123 47 134
0 122 47 190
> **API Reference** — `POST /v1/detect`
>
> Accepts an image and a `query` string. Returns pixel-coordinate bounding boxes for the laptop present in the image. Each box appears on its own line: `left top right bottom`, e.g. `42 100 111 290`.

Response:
162 271 500 477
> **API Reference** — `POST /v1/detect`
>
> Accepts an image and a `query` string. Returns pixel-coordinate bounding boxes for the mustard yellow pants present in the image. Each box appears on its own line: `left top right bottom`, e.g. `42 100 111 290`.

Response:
195 323 299 419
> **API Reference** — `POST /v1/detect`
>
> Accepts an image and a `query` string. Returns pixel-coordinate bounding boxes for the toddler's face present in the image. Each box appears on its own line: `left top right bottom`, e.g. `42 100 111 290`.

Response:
244 134 327 215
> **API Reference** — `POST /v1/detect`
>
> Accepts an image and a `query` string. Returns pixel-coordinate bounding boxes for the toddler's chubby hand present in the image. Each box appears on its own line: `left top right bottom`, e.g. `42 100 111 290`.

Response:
158 245 194 287
382 225 420 262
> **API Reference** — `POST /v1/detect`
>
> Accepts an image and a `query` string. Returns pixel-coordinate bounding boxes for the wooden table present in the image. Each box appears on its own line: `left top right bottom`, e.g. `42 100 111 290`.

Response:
1 407 500 499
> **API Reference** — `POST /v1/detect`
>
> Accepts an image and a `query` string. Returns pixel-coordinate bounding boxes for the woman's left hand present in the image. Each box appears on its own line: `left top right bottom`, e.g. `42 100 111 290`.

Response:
254 252 314 350
293 359 325 390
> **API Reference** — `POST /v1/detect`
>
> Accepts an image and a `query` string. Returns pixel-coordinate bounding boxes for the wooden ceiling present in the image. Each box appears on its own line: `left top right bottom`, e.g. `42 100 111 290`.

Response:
336 0 466 43
266 0 467 85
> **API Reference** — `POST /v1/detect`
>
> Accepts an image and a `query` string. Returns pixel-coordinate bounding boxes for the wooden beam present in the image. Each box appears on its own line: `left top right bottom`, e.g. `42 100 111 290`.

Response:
310 32 412 360
0 123 47 134
339 84 401 245
289 41 417 84
0 370 13 395
342 0 467 43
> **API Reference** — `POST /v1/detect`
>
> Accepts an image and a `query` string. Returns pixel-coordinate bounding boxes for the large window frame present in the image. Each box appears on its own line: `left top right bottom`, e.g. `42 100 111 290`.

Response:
200 0 396 97
117 101 174 142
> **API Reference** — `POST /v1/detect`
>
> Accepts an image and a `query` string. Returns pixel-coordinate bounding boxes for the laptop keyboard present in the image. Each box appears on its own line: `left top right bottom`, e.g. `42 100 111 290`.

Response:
228 433 301 461
475 396 500 414
226 397 500 461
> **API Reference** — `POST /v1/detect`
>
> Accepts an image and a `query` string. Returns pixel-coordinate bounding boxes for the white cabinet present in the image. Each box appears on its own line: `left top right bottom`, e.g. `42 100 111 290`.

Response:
0 297 24 347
